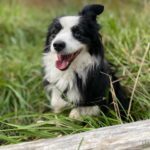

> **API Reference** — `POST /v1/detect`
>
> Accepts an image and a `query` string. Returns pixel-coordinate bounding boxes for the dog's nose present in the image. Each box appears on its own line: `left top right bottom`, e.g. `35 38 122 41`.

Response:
53 41 65 52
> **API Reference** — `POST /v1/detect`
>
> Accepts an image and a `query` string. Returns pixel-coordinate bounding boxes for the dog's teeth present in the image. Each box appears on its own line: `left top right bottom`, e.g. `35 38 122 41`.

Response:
57 54 61 60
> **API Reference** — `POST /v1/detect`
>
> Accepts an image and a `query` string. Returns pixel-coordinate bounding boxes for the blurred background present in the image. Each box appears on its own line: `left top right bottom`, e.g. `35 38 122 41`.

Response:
0 0 150 145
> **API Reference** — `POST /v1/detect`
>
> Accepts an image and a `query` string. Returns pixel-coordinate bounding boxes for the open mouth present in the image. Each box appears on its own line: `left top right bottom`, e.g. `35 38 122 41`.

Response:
56 50 81 71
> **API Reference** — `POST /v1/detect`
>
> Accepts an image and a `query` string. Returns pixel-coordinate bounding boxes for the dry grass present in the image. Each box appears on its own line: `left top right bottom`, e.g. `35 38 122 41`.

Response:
0 0 150 145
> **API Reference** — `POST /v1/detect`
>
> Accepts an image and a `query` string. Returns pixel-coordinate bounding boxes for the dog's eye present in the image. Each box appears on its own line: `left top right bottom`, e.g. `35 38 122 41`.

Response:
51 22 62 35
49 34 55 41
54 22 62 30
72 26 81 37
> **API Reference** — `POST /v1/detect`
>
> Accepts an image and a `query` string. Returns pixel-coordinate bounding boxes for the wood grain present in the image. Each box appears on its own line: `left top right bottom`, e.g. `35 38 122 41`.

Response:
0 120 150 150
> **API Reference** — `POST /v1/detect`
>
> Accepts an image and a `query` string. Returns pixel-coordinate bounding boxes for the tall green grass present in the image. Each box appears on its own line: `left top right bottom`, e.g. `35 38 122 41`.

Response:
0 0 150 145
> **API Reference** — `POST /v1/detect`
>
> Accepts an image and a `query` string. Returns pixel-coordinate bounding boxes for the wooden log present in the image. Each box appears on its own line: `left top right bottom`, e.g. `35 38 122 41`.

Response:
0 120 150 150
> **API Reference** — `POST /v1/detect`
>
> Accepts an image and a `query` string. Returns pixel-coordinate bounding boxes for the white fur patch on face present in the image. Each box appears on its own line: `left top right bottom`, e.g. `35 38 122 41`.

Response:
60 16 80 28
51 16 86 54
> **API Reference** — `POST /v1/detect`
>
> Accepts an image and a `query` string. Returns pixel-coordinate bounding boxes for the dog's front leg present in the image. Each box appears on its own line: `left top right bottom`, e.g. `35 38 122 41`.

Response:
69 106 100 119
50 88 68 113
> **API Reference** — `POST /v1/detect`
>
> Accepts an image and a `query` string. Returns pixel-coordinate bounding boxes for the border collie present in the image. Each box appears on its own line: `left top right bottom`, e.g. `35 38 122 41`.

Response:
43 4 129 119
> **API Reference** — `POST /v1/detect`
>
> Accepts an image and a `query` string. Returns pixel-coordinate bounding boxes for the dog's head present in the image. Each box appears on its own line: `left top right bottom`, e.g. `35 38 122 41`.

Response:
44 4 104 71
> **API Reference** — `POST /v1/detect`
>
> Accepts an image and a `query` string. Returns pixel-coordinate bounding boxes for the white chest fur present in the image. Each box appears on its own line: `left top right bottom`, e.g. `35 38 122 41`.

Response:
43 50 99 105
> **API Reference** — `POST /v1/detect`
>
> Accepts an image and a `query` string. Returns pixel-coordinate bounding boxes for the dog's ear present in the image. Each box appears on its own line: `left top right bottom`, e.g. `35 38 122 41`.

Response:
79 4 104 21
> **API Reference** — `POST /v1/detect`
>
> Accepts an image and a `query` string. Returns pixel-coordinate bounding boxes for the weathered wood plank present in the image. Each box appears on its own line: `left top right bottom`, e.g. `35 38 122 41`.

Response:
0 120 150 150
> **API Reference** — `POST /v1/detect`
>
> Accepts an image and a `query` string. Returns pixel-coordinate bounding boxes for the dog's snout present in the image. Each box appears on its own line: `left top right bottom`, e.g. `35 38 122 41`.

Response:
53 41 65 52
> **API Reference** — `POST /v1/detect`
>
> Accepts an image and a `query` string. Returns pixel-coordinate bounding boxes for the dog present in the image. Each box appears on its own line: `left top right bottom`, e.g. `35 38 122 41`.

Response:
43 4 129 119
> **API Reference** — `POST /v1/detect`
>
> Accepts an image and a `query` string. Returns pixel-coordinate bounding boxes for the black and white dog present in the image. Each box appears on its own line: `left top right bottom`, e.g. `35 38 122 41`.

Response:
43 4 129 119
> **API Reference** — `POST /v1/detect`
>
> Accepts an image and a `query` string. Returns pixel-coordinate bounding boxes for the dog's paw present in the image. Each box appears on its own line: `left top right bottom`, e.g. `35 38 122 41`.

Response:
52 108 63 114
51 98 68 114
69 108 81 120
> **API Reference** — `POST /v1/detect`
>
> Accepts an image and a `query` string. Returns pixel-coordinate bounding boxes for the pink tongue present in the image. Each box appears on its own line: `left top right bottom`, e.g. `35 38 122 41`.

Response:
56 55 71 70
56 60 69 70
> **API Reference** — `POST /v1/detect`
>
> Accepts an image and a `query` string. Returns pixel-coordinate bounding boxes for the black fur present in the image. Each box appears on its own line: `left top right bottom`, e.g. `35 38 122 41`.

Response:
79 4 104 21
72 16 104 57
74 5 129 115
44 18 62 53
43 4 129 118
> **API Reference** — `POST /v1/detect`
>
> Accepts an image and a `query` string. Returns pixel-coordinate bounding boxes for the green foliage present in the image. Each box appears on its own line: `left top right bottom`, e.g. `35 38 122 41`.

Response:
0 0 150 145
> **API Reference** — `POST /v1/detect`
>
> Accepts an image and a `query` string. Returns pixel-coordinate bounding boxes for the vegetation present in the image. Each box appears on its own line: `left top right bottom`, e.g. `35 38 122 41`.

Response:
0 0 149 145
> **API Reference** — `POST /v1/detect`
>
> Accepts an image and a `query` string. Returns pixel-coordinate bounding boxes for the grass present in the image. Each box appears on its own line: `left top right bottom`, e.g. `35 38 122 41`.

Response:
0 0 150 145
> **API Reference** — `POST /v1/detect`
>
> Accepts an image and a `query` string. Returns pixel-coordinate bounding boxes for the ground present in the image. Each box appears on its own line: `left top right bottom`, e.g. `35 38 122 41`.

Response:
0 0 150 145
